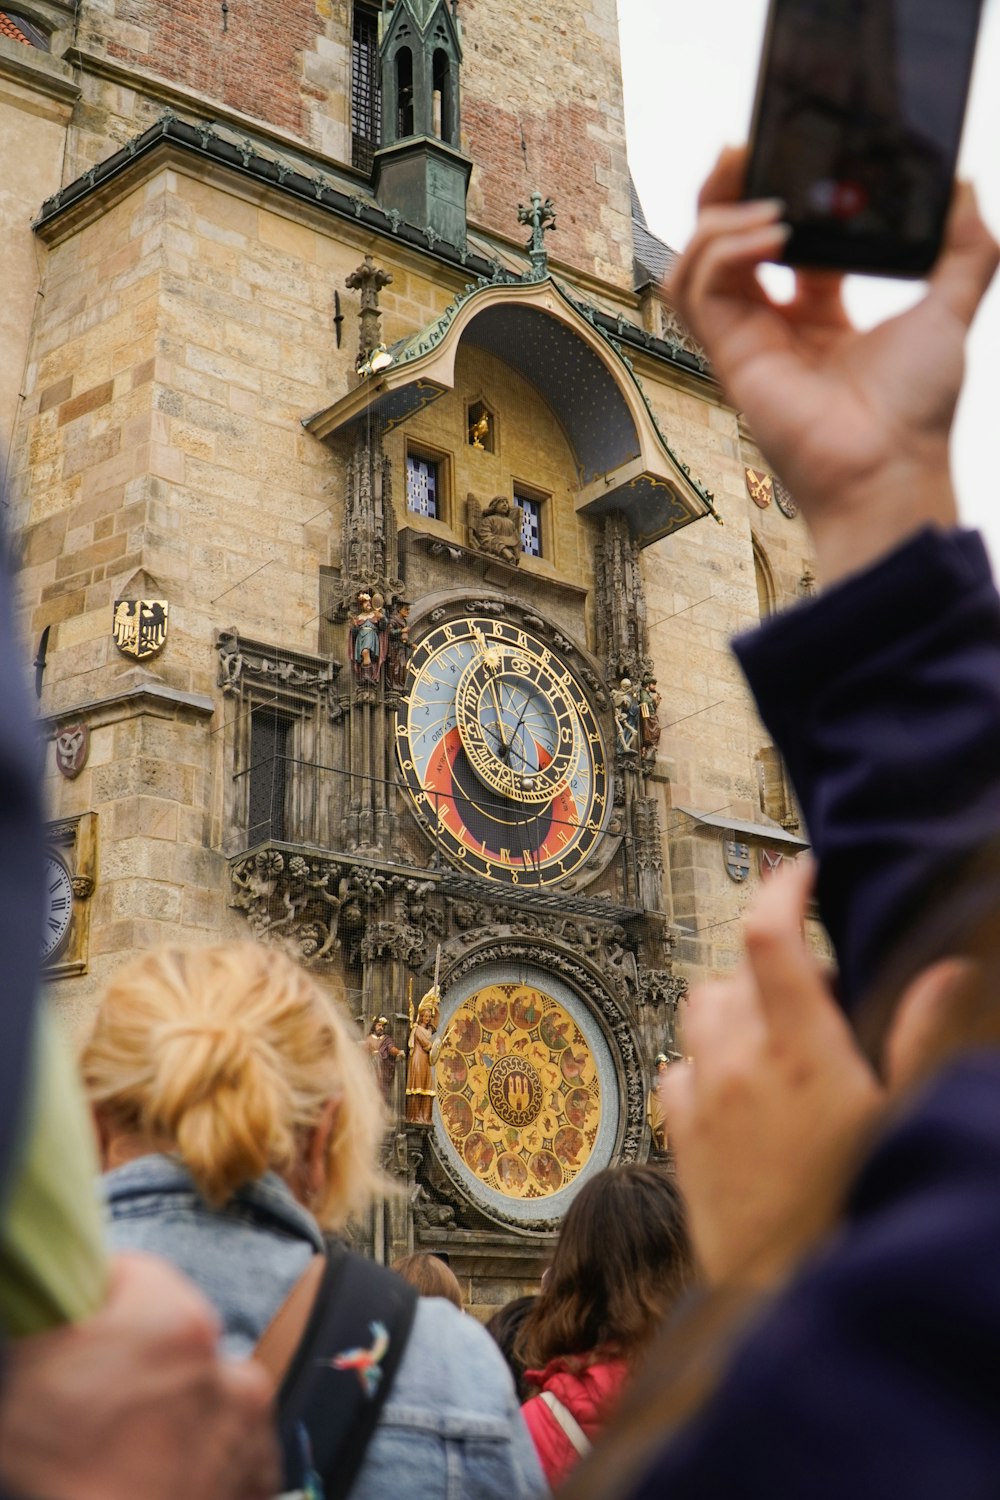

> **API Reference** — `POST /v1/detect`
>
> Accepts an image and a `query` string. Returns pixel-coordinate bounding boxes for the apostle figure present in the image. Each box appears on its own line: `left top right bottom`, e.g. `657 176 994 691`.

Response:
362 1016 402 1104
386 598 411 692
349 591 388 683
406 985 448 1126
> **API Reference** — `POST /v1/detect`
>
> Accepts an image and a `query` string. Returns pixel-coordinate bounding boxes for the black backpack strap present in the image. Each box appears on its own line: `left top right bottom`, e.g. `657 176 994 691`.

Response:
277 1245 418 1500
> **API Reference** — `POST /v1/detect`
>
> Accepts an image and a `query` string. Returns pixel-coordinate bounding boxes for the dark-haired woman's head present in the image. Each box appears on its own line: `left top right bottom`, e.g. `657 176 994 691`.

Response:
485 1295 536 1400
517 1163 693 1371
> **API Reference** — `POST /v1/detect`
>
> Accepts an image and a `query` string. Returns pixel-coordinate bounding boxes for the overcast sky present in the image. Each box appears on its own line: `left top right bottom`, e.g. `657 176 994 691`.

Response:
618 0 1000 563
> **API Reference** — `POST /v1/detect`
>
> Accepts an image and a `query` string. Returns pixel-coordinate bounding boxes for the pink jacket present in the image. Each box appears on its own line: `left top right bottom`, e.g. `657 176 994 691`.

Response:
521 1354 630 1488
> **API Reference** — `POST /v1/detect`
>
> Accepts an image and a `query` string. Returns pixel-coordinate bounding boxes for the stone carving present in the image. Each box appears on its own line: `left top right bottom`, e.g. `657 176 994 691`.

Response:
595 511 649 686
634 798 664 877
335 426 402 623
638 674 662 772
345 254 393 367
612 678 640 755
406 879 446 940
659 303 707 363
360 920 426 967
386 598 411 692
467 493 523 566
54 724 89 780
411 1181 456 1230
230 850 349 963
639 968 688 1014
217 630 337 693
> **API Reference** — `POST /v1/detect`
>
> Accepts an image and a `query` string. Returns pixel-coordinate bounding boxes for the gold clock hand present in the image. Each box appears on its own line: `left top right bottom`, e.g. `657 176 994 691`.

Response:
472 628 508 755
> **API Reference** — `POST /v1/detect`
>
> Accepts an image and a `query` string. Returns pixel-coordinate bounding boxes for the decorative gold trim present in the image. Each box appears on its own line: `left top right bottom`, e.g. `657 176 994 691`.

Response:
43 811 97 979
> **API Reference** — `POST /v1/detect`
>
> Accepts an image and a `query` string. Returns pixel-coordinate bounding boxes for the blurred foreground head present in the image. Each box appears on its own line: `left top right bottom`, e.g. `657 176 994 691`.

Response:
81 941 387 1229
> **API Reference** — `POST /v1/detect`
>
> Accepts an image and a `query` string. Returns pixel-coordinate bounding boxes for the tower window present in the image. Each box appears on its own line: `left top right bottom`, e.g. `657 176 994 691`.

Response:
351 3 381 173
515 491 544 559
407 453 439 519
248 710 292 845
433 48 453 142
395 46 414 138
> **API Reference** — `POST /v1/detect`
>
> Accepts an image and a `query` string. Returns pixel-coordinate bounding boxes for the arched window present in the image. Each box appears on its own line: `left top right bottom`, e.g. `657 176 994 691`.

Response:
395 47 414 138
753 538 776 618
433 48 453 142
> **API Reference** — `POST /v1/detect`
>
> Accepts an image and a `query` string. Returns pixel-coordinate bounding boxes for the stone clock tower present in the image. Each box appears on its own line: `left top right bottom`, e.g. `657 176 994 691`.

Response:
1 0 814 1306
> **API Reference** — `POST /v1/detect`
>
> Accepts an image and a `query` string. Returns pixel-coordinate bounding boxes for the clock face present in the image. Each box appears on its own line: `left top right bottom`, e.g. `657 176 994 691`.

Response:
397 618 608 885
434 962 621 1224
42 855 73 962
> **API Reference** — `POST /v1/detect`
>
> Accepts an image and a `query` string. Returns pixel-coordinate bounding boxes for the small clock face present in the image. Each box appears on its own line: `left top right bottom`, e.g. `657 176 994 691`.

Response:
397 618 608 885
42 855 73 962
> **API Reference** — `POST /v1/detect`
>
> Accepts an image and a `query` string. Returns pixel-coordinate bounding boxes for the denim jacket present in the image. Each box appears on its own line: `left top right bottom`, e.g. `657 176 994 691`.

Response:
103 1156 547 1500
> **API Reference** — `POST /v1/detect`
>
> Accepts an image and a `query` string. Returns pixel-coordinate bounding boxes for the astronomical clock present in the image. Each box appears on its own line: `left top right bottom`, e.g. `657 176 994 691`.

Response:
396 617 609 885
396 608 644 1227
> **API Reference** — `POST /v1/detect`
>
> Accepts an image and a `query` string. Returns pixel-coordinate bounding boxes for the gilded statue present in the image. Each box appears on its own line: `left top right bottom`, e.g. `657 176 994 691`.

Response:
647 1053 670 1155
405 985 452 1125
467 493 523 567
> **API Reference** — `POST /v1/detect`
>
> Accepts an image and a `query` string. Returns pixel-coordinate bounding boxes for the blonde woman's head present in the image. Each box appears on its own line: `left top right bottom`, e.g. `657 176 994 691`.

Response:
81 942 387 1230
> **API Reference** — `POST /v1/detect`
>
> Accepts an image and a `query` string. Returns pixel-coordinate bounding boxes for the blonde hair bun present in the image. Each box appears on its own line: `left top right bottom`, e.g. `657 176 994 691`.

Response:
81 942 388 1227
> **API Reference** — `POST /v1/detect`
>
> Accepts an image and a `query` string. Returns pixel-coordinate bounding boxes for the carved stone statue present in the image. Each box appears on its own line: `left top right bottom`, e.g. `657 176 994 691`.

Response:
362 1016 403 1104
468 493 523 566
612 677 640 754
386 598 411 692
405 985 449 1126
639 673 662 763
349 590 388 683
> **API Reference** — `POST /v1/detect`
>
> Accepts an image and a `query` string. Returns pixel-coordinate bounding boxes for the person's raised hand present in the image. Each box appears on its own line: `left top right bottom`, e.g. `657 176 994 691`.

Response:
668 149 999 585
0 1252 280 1500
664 859 883 1288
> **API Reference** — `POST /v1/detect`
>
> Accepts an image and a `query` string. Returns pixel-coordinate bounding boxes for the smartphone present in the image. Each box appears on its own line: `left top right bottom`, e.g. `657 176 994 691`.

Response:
744 0 984 277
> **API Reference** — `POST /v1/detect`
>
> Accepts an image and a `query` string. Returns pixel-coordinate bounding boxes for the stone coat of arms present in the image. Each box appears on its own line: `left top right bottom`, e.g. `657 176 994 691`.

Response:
54 723 90 780
724 837 751 883
112 599 168 660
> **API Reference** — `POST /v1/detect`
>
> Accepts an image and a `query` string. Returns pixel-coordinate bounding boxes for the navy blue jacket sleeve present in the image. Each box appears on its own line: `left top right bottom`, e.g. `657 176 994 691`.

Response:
0 561 43 1209
0 547 44 1462
629 1051 1000 1500
732 528 1000 1013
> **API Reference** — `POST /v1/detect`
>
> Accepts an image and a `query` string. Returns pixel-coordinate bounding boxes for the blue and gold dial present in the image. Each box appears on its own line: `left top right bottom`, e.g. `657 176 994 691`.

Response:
397 618 608 886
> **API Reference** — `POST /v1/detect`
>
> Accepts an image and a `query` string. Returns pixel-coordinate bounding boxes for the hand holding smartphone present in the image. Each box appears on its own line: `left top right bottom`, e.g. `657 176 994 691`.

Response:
745 0 984 277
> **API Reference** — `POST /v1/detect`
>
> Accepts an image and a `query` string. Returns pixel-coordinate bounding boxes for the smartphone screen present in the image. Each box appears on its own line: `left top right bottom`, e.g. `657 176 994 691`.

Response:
745 0 983 276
